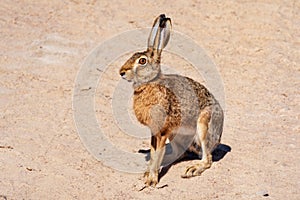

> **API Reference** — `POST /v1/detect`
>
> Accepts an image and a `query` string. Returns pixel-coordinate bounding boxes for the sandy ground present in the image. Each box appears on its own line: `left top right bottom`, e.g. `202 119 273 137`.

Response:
1 0 299 199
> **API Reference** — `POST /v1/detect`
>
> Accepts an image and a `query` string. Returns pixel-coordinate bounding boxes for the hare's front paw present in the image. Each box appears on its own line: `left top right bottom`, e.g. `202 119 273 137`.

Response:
144 170 158 187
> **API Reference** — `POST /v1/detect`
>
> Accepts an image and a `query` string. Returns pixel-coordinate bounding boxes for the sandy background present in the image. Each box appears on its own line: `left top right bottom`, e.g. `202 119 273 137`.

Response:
1 0 299 199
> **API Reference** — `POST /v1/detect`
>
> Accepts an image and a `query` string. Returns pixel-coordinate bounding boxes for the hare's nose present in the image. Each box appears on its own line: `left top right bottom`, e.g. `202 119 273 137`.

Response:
120 72 125 77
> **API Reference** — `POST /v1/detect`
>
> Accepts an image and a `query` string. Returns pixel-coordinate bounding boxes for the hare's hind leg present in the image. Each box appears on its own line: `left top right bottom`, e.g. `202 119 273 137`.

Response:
182 108 212 178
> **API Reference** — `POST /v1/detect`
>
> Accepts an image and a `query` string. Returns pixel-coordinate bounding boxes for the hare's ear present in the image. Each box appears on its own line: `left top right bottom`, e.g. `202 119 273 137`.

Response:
148 14 172 53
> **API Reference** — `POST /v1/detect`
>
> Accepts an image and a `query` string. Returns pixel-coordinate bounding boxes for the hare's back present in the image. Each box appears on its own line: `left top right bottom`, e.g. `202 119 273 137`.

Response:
154 74 215 125
158 74 214 108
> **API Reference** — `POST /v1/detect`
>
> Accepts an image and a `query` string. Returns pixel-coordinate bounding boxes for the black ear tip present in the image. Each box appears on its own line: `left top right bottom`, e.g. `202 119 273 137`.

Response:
159 14 166 18
158 14 171 28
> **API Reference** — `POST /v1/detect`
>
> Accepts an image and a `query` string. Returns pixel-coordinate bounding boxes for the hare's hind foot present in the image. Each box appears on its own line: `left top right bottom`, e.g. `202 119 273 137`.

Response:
182 107 213 178
181 154 212 178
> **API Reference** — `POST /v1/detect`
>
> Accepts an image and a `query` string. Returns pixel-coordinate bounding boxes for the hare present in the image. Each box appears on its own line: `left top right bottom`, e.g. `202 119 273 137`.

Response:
119 14 224 187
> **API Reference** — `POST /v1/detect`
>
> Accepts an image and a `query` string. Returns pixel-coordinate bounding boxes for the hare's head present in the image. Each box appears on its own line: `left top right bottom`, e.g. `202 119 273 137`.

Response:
120 14 171 84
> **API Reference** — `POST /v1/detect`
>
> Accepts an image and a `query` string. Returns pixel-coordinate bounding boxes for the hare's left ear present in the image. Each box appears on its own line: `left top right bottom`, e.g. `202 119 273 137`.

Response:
148 14 172 53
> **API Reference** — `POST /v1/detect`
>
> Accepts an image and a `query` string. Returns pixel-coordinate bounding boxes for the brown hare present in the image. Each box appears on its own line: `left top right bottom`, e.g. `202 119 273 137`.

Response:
119 14 224 187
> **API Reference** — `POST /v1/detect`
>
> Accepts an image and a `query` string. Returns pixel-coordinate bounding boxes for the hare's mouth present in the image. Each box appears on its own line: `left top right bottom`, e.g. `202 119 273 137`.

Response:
120 74 132 82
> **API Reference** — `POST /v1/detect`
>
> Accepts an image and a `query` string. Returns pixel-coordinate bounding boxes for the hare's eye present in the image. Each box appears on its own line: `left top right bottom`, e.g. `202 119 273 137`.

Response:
138 57 147 65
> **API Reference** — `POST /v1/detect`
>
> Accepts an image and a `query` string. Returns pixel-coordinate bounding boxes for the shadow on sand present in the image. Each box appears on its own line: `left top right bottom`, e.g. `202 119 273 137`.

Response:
138 143 231 181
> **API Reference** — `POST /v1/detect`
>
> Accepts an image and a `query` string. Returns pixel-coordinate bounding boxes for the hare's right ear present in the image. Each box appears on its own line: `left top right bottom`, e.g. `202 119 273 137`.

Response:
147 14 172 53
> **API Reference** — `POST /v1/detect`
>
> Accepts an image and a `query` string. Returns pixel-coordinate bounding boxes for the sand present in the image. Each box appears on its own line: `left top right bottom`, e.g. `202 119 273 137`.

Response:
0 0 299 199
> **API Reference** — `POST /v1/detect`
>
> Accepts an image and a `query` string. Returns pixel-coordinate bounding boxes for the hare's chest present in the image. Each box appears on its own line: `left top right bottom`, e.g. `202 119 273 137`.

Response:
133 85 169 125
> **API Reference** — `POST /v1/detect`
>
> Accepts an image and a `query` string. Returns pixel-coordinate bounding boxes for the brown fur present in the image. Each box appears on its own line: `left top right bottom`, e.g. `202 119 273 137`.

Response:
133 83 181 130
119 14 224 187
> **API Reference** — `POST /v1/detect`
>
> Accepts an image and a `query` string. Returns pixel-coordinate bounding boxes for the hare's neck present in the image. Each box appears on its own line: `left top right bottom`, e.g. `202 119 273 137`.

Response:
133 72 163 89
